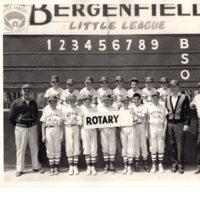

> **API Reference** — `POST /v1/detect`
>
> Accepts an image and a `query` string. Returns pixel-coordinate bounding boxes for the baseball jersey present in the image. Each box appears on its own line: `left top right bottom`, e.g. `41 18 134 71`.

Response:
44 87 64 99
190 94 200 118
113 87 127 103
40 107 64 127
147 103 168 125
61 89 81 102
131 104 147 124
62 105 83 126
127 89 142 99
141 87 157 103
97 88 113 104
80 87 97 102
157 87 171 104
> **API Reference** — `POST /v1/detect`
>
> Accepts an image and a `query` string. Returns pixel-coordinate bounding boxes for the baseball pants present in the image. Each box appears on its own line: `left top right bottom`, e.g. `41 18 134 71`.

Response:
45 126 61 165
15 125 40 172
64 125 80 157
168 122 185 167
100 128 116 161
196 119 200 165
81 128 97 157
133 123 148 159
149 125 165 154
120 127 135 158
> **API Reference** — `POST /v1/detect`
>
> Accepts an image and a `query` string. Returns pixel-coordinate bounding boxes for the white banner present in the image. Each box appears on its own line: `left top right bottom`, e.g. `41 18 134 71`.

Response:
3 1 200 35
83 110 133 129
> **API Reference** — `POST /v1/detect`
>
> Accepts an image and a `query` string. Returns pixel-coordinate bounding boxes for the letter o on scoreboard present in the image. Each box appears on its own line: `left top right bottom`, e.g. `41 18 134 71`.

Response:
180 70 190 80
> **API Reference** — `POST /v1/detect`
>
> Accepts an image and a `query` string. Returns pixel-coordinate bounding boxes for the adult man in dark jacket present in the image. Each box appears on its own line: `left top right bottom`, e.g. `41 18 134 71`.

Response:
166 80 191 174
8 84 43 177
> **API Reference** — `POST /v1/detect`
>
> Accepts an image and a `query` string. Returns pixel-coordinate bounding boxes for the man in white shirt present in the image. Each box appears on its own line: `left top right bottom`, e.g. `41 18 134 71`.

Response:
190 82 200 174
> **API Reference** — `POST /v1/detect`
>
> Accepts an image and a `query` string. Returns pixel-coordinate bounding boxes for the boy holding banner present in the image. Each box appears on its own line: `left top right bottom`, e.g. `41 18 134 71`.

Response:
97 94 117 173
120 96 135 174
80 95 98 175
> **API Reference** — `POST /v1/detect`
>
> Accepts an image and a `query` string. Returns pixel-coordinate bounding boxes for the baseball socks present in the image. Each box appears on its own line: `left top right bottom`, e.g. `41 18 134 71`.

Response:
135 158 140 172
158 153 165 173
143 158 150 172
73 156 79 175
127 157 133 174
151 154 157 173
68 157 74 175
54 158 60 175
85 155 91 175
122 157 128 174
49 158 54 176
109 154 115 173
91 156 97 175
103 153 109 173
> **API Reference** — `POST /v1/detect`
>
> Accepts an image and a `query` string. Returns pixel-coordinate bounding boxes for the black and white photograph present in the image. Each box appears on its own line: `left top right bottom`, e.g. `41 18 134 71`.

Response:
2 0 200 187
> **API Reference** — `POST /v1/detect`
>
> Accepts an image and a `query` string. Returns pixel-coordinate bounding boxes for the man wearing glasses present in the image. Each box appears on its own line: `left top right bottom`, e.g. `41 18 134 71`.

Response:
166 80 191 174
8 84 43 177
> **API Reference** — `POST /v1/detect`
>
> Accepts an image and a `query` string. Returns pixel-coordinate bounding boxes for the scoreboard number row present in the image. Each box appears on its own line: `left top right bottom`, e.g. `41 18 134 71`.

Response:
46 39 159 51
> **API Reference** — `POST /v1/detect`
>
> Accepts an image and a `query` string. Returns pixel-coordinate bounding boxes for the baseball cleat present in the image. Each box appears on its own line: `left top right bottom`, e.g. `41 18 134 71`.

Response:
150 165 156 173
158 163 165 173
53 168 59 175
91 166 97 175
135 164 140 172
49 168 54 176
109 163 115 174
127 166 132 175
104 164 109 174
74 166 79 175
122 166 128 174
68 166 74 175
86 166 91 175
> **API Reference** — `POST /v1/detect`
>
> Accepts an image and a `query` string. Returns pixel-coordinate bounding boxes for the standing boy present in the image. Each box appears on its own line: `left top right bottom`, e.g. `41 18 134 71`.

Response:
146 91 168 173
112 75 127 110
80 95 98 175
120 96 135 174
131 93 150 172
40 96 64 175
97 94 117 173
127 78 141 102
62 94 83 175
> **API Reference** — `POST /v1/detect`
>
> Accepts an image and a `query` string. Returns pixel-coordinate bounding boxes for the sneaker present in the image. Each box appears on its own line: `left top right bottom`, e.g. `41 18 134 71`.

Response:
127 166 132 175
158 163 165 173
144 165 150 172
104 164 109 174
109 163 115 174
74 166 79 175
16 171 23 177
53 168 59 175
135 164 140 172
91 166 97 175
122 166 128 174
49 168 54 176
150 165 156 173
68 166 74 175
86 166 91 175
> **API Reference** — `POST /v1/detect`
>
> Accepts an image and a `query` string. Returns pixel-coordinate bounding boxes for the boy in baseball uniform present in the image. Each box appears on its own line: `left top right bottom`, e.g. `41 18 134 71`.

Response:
80 95 98 175
120 96 135 174
40 96 64 176
80 77 98 107
131 93 150 172
142 77 157 105
97 94 117 173
44 75 63 103
62 94 83 175
146 91 168 173
112 75 127 110
157 77 171 105
97 76 113 106
61 78 82 106
127 78 141 103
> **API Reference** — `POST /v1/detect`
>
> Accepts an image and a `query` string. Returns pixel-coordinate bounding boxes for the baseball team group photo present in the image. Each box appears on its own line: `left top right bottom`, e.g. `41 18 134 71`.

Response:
5 74 200 179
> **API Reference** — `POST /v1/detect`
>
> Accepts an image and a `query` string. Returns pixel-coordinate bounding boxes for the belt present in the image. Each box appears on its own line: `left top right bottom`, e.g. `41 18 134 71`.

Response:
65 124 78 127
16 122 36 128
45 125 55 128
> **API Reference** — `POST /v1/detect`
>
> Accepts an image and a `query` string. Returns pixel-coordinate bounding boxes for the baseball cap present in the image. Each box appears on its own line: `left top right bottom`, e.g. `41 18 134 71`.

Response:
130 78 139 83
115 75 123 82
102 94 112 101
66 78 74 85
21 84 31 90
85 76 94 83
151 91 160 97
160 77 168 83
100 76 108 83
121 96 129 102
66 94 77 101
145 76 153 83
83 94 92 101
48 95 57 101
51 75 59 82
169 80 179 87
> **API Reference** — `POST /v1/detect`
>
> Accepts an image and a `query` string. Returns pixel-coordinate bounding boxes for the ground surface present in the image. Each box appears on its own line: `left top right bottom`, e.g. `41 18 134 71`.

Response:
3 165 200 187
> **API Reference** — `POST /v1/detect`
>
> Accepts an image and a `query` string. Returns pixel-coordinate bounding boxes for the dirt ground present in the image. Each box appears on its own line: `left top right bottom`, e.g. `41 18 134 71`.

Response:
3 165 200 187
